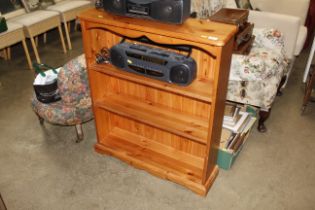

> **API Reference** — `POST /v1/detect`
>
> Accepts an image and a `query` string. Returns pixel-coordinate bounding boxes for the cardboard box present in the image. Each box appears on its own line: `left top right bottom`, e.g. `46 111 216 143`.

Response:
217 116 256 170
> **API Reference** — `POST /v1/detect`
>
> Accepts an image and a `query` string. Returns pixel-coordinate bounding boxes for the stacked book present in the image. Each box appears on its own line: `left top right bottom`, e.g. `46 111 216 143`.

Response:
220 103 256 152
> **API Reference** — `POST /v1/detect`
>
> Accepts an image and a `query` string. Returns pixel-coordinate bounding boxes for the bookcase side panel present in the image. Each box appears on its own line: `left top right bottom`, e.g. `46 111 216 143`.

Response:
202 38 235 183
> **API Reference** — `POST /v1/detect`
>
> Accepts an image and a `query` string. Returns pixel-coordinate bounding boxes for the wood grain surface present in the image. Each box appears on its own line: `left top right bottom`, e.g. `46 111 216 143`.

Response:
79 8 236 196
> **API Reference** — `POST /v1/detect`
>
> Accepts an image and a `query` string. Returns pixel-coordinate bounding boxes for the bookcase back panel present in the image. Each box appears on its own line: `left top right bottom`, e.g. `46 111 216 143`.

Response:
96 109 207 159
92 71 211 119
88 29 217 81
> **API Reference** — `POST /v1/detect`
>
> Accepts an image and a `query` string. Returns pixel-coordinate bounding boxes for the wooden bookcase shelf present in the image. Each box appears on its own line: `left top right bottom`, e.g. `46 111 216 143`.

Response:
94 93 209 144
96 127 204 179
79 9 237 196
91 64 214 103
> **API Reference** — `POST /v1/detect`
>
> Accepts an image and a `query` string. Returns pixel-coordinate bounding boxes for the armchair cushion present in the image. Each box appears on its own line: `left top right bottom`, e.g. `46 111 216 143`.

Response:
248 10 300 60
229 28 288 81
0 21 24 49
0 21 23 35
9 10 59 26
251 0 310 24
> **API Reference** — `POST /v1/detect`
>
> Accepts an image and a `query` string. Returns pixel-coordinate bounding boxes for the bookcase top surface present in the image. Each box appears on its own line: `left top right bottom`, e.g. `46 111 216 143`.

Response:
78 9 237 47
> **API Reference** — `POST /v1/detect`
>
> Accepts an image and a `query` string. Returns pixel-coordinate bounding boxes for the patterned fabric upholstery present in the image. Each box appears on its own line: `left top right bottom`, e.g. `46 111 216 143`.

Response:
31 54 93 125
227 28 289 109
191 0 223 18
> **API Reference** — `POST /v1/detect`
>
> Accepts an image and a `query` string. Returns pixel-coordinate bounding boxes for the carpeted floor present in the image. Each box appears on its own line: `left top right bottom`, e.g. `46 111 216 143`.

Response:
0 29 315 210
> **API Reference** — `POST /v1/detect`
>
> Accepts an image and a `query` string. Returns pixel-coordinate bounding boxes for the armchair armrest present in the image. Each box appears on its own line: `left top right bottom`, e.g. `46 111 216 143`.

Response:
248 10 300 59
251 0 310 25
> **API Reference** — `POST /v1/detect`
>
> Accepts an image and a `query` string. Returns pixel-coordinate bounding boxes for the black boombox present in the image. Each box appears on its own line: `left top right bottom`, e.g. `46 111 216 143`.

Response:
109 42 196 86
103 0 191 24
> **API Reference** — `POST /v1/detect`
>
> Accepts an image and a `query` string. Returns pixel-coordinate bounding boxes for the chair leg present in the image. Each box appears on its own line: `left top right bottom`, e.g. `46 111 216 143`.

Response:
35 36 39 47
63 21 72 50
67 22 71 33
35 113 44 125
57 25 67 54
21 39 33 70
43 33 47 44
75 124 84 143
6 47 11 60
276 75 287 96
30 35 41 63
301 67 315 114
1 49 8 60
258 109 271 133
74 20 78 32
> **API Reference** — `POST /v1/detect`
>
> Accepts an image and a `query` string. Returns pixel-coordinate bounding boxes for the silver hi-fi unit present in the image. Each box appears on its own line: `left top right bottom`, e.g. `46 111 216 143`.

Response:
103 0 191 24
109 42 196 86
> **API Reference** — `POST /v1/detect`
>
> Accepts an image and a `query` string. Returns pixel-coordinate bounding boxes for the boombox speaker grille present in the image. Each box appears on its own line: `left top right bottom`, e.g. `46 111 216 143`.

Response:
110 48 125 69
151 0 184 23
103 0 126 14
170 64 189 85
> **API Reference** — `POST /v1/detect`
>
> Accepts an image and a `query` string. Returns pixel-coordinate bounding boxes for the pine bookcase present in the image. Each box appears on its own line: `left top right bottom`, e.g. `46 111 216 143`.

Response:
79 9 237 196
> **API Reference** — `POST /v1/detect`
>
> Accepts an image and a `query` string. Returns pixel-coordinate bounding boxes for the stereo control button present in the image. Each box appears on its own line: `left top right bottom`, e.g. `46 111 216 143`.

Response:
164 6 173 14
113 0 122 8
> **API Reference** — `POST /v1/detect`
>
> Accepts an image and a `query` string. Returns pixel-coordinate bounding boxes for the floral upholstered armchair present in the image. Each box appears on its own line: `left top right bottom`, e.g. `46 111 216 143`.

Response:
192 0 303 132
227 27 289 132
31 54 93 142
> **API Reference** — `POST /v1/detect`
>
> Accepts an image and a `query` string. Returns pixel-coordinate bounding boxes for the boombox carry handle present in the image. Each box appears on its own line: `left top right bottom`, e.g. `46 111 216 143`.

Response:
120 36 193 57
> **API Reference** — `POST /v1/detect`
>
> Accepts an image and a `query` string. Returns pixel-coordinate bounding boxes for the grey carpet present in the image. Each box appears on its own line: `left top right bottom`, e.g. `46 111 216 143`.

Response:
0 30 315 210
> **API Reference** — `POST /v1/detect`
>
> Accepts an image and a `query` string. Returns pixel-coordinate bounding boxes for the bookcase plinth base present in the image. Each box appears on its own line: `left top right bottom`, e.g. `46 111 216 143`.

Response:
95 143 219 196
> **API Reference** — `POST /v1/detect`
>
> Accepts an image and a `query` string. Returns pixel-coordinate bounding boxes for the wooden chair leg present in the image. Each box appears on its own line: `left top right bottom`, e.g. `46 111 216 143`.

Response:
0 193 7 210
57 25 67 53
43 33 47 44
302 67 315 113
35 113 44 125
258 109 271 133
30 35 41 63
277 75 287 96
74 20 78 32
75 124 84 143
1 49 8 60
0 50 5 59
63 21 72 50
21 39 33 70
6 47 11 60
67 22 71 33
35 36 39 47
